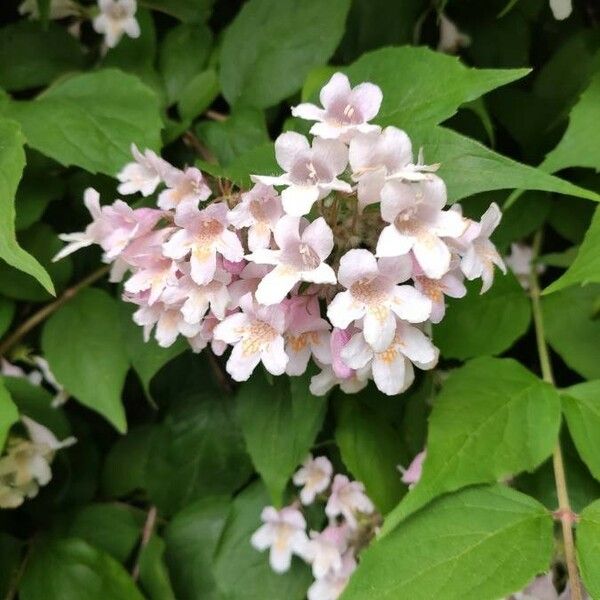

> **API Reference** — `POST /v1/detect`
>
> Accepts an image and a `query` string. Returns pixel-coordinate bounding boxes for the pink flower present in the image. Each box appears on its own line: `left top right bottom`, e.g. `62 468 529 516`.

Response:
213 293 288 381
505 243 544 290
307 551 356 600
252 132 351 216
285 295 331 376
228 184 283 251
293 454 333 505
309 364 370 397
53 188 162 262
162 203 243 286
399 450 426 489
187 311 227 355
117 144 168 197
248 216 336 305
325 474 374 529
157 166 211 213
459 203 506 293
341 320 438 396
327 249 431 351
413 265 466 324
250 505 309 573
291 72 382 141
376 178 466 279
305 524 349 580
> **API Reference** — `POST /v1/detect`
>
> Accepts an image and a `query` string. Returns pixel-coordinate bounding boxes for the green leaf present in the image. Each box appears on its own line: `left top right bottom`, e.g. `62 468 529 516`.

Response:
220 0 351 108
543 70 600 174
342 486 554 600
0 21 84 92
119 303 186 400
138 536 176 600
562 381 600 482
177 68 219 122
196 108 269 166
236 370 327 506
146 389 253 516
0 378 18 450
433 272 531 360
0 223 72 302
542 284 600 380
0 297 14 337
0 118 54 294
5 70 163 176
577 498 600 598
15 171 65 231
63 504 144 564
544 205 600 294
342 46 529 129
159 23 213 105
335 395 405 514
139 0 214 22
20 538 144 600
408 125 600 204
164 497 230 600
101 425 153 498
42 288 130 433
212 482 312 600
382 357 561 535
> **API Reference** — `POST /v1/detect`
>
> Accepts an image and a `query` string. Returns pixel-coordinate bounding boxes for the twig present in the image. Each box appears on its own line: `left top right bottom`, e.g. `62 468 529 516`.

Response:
182 130 216 163
131 505 158 582
5 539 34 600
205 109 228 122
0 265 110 358
207 349 234 394
529 230 583 600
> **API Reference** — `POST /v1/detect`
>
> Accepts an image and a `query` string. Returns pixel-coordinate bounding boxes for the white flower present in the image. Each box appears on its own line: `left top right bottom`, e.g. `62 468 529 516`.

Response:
437 13 471 54
505 243 544 290
309 364 370 397
93 0 140 48
292 72 382 141
251 505 309 573
132 301 201 347
413 266 466 324
157 166 211 214
376 178 466 279
549 0 572 20
459 203 506 293
213 293 288 381
293 454 333 505
325 474 374 529
252 132 351 216
327 249 431 352
304 524 349 580
248 215 337 305
307 552 357 600
117 144 169 197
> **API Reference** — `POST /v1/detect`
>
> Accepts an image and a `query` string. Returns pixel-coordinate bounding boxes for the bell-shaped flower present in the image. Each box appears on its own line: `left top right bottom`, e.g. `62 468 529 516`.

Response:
117 144 169 197
227 262 271 309
285 295 331 376
53 188 162 262
293 454 333 505
291 72 382 141
157 166 211 214
228 184 283 251
213 293 288 381
187 311 228 355
325 474 374 529
327 249 431 351
307 551 357 600
251 505 309 573
505 243 544 290
309 363 370 396
248 216 336 305
437 13 471 54
93 0 140 48
413 264 466 323
376 178 466 279
398 450 426 489
460 203 506 293
161 265 231 324
162 203 243 286
252 132 351 216
341 319 438 396
305 524 349 580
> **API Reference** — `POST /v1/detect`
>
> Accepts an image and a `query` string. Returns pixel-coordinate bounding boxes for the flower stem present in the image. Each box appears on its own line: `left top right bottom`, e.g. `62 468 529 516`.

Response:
529 230 582 600
0 265 110 358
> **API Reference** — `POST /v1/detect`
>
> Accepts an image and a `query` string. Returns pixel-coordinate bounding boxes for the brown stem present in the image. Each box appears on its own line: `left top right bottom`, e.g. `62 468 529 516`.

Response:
207 350 234 394
0 265 110 358
131 505 158 582
182 130 216 163
4 539 34 600
205 109 228 122
529 231 583 600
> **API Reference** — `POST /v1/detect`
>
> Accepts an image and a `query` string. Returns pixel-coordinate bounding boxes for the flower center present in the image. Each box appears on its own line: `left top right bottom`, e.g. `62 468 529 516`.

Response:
291 158 331 185
196 219 224 244
328 99 363 125
298 243 320 270
350 277 387 304
249 199 267 222
241 319 277 355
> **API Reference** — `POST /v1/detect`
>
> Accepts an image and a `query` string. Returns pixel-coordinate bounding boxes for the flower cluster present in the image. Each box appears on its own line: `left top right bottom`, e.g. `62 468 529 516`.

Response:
251 455 377 600
54 72 505 396
0 416 75 509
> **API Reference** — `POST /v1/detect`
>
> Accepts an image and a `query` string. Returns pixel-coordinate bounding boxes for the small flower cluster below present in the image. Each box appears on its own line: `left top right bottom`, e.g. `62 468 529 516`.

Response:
54 72 506 397
251 455 377 600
